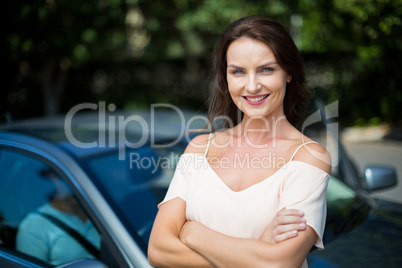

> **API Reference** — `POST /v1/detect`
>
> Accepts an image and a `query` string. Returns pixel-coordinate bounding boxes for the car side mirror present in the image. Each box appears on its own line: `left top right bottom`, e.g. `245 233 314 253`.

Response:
57 259 108 268
363 165 397 192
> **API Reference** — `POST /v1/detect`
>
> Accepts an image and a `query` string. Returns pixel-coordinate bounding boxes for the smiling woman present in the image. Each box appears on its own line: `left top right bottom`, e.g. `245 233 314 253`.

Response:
148 16 331 268
209 16 313 130
226 37 291 118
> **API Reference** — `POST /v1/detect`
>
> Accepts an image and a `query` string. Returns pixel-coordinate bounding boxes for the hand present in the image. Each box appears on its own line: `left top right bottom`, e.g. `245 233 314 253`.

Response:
259 209 307 244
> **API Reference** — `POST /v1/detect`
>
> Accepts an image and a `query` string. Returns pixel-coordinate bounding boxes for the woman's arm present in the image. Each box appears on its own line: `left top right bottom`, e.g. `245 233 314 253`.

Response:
148 197 215 268
148 134 215 267
149 200 305 268
180 220 316 268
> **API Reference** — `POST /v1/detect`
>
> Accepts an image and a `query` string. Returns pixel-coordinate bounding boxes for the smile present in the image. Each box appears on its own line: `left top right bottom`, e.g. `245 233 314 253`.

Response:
242 94 270 105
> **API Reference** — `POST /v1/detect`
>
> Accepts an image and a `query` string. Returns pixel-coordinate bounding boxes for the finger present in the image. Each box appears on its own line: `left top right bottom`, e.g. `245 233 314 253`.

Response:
278 208 304 217
275 222 307 235
276 215 307 225
273 230 299 243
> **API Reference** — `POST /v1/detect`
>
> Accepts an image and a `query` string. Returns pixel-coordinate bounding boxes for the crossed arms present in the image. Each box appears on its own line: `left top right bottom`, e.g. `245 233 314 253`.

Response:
148 136 331 267
148 197 316 268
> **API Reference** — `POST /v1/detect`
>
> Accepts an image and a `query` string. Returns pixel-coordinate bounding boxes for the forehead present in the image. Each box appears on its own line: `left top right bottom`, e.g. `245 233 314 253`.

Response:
226 37 275 63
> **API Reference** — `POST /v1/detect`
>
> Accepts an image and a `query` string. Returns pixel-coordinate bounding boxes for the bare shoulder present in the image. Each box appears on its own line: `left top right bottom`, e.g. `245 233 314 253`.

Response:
184 133 211 154
292 138 332 174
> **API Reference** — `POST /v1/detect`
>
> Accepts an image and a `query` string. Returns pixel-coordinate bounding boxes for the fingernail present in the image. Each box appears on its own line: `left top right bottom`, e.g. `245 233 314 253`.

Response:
299 223 306 229
300 217 307 223
297 210 304 215
291 230 298 236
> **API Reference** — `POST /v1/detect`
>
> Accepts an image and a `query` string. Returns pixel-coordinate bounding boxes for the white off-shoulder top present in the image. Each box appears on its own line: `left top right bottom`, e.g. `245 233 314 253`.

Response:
159 133 330 267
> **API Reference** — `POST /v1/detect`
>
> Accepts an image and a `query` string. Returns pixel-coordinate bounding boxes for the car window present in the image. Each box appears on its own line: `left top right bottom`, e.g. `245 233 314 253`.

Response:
326 175 355 203
87 144 184 246
304 125 370 238
0 148 101 267
326 175 358 220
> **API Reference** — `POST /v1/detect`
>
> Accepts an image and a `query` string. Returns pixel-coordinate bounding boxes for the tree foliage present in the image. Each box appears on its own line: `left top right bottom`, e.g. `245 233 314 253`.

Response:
2 0 402 126
3 0 127 117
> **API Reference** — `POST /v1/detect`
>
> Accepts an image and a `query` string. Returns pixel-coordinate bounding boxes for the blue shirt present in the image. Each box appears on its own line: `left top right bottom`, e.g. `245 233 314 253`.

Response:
16 203 100 266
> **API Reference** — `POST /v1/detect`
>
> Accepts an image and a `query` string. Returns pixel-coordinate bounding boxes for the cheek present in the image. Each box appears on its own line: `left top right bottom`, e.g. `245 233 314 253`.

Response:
228 89 239 105
227 81 243 108
263 76 287 92
227 78 240 96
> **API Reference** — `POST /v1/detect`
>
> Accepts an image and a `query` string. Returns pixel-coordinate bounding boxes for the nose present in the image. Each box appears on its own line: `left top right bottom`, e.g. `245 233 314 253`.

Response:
245 74 261 93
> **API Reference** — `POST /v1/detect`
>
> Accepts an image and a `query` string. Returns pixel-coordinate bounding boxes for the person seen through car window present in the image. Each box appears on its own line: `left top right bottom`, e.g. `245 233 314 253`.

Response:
16 168 100 266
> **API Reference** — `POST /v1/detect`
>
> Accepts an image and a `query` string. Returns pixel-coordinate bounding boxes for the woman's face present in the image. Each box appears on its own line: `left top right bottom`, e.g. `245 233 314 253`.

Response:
226 37 291 120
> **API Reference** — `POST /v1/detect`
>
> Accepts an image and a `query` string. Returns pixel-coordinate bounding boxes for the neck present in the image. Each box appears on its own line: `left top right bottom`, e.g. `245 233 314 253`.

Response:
234 113 292 144
51 199 75 215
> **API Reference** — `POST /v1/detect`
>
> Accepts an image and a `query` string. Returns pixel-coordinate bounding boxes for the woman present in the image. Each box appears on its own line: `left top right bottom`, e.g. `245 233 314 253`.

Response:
148 16 331 268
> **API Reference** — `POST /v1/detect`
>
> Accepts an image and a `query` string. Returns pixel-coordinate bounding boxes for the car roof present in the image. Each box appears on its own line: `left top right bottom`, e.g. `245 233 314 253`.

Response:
0 109 207 158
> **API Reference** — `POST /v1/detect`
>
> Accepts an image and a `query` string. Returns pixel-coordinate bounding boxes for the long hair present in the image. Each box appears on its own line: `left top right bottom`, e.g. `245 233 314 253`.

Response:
208 16 314 131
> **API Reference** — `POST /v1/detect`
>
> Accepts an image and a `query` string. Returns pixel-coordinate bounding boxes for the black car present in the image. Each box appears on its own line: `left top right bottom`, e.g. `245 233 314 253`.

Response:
0 107 400 267
306 100 401 267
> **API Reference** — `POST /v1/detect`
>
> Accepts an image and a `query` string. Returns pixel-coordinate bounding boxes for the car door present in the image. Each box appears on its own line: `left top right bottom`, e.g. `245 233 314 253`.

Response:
0 146 112 268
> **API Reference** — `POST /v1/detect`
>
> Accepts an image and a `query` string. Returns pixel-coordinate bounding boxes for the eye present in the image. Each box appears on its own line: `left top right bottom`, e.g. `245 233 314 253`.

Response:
261 67 274 73
232 69 244 75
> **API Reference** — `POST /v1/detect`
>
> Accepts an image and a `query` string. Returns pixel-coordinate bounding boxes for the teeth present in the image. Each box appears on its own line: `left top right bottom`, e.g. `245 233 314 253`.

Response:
247 95 266 102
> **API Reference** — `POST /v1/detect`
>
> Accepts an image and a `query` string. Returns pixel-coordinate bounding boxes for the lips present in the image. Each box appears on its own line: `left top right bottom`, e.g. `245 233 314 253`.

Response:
242 94 270 105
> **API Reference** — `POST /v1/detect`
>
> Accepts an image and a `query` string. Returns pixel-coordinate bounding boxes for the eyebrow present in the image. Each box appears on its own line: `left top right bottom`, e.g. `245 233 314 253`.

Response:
227 62 278 69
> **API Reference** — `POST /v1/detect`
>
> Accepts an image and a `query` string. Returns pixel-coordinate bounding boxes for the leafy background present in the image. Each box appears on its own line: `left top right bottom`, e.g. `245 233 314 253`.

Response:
3 0 402 128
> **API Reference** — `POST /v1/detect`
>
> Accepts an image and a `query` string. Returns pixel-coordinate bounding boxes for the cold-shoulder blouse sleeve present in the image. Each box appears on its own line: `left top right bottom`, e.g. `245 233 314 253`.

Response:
278 161 330 249
158 153 202 207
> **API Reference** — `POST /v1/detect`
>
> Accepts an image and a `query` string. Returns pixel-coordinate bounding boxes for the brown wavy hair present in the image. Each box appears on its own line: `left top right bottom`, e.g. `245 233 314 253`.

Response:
208 16 314 131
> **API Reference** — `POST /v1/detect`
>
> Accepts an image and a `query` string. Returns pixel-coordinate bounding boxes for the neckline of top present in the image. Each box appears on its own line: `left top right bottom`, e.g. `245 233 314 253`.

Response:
180 153 330 193
203 133 319 160
204 156 288 193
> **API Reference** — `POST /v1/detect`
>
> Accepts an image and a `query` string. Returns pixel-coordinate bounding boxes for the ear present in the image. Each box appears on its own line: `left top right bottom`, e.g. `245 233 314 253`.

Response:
287 74 292 83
